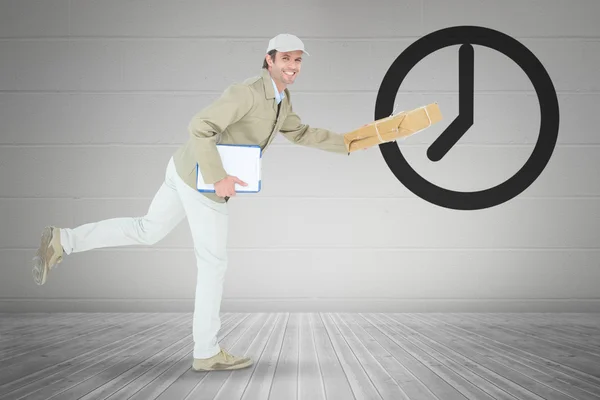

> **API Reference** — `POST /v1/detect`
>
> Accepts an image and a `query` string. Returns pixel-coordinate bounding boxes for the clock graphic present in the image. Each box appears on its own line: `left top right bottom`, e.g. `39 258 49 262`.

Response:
376 26 560 210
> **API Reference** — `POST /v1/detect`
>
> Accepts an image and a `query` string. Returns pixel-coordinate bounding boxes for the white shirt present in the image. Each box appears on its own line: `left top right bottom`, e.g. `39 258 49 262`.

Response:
271 78 285 105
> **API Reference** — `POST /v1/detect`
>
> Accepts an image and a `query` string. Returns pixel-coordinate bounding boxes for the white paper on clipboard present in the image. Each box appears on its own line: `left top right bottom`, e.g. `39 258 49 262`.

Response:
196 144 262 193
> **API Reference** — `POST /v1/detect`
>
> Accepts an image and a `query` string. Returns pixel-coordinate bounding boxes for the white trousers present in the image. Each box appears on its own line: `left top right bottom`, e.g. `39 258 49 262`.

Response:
59 156 228 359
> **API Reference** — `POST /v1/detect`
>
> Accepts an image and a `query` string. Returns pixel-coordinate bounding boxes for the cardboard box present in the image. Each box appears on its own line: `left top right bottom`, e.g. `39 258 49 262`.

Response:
343 103 443 152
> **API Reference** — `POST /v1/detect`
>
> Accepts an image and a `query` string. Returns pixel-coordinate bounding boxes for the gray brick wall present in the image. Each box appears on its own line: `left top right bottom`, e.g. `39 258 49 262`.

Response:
1 0 598 312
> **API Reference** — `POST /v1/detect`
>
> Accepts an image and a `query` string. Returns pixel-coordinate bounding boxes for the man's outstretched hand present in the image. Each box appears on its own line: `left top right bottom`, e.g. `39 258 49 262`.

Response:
214 175 247 198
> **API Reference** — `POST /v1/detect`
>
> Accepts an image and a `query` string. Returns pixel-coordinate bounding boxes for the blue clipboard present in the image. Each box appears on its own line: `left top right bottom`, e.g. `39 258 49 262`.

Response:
196 144 262 193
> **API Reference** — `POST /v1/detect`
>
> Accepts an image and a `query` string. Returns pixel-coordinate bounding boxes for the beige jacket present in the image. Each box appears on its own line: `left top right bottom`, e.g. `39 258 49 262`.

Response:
172 68 349 203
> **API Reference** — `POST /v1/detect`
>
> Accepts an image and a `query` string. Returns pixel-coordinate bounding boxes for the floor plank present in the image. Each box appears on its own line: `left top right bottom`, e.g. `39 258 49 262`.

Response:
424 313 600 389
0 312 598 400
470 314 600 354
210 313 280 400
0 315 177 398
310 312 356 400
391 314 567 400
333 313 411 399
421 313 600 400
321 313 383 400
362 313 505 400
298 313 326 400
342 313 467 400
268 312 299 400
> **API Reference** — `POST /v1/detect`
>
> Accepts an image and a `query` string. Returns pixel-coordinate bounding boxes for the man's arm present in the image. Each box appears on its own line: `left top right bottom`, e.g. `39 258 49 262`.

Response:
279 109 349 155
188 84 254 184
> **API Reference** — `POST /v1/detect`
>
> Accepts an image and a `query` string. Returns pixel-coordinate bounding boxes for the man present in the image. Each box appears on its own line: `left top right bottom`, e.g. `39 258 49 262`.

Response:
32 33 349 372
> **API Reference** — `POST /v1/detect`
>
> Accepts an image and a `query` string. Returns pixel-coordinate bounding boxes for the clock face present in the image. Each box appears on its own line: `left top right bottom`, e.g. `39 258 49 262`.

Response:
376 26 560 210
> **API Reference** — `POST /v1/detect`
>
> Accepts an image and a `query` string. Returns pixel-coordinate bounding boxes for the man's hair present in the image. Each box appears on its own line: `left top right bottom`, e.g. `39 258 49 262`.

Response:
262 50 277 69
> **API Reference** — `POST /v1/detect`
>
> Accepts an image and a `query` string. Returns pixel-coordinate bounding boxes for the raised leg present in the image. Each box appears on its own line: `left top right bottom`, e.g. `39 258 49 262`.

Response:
60 157 186 254
33 157 186 285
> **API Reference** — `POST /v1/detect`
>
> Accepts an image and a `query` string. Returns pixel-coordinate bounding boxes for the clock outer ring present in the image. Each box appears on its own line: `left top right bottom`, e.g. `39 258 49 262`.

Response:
376 25 560 210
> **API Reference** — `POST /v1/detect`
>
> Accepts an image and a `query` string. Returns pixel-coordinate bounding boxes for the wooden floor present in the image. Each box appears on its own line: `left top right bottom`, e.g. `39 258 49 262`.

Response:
0 313 599 400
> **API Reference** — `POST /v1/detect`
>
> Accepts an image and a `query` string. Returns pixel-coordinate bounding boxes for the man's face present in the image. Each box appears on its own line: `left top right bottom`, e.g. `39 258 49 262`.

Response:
268 50 303 87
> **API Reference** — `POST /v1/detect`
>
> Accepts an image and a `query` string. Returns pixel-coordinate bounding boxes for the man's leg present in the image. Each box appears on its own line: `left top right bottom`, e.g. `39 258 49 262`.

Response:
173 170 228 359
33 156 186 285
172 165 252 371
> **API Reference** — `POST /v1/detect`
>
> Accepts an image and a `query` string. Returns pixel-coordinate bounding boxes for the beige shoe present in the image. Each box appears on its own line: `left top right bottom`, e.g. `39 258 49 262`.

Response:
32 226 64 285
192 348 253 372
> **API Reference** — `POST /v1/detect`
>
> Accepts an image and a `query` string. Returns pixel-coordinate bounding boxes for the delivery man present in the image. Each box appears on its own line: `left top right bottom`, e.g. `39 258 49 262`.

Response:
32 33 349 372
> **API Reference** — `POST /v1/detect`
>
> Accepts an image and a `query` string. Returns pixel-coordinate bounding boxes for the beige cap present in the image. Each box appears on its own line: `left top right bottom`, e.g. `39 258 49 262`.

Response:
266 33 310 56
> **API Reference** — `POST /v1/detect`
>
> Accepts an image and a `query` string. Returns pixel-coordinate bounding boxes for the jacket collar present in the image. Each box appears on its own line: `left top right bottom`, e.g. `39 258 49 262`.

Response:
261 69 286 98
261 69 276 100
261 69 289 116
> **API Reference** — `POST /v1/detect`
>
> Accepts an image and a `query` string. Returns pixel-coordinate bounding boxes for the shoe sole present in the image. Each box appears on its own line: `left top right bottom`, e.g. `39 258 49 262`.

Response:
32 227 59 285
192 359 253 372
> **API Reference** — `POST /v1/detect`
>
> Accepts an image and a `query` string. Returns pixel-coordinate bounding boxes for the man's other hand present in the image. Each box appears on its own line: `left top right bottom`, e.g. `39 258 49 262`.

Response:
214 175 248 197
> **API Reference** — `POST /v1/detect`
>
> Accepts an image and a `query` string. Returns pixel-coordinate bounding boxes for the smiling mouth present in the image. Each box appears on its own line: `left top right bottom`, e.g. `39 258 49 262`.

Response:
284 71 296 76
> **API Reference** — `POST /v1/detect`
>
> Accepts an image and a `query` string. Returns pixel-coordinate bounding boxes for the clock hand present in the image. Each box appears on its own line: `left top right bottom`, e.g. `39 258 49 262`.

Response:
427 44 474 162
